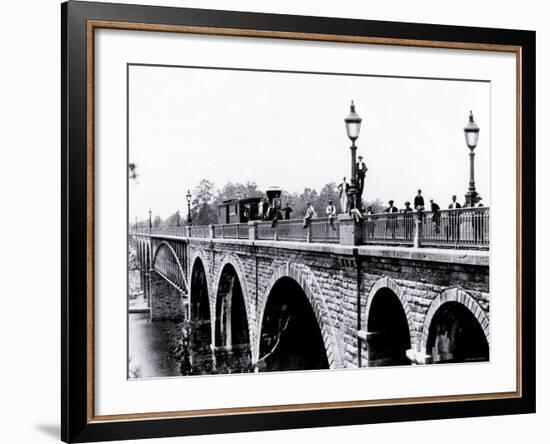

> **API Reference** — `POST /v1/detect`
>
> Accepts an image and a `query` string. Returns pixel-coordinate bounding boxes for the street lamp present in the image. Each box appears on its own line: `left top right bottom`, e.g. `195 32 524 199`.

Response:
148 209 152 229
186 190 192 225
344 100 362 212
463 110 480 207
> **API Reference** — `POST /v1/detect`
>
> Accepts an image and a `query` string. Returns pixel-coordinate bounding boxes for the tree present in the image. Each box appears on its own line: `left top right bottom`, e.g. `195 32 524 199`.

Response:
153 215 162 228
162 211 181 227
215 181 261 204
191 179 218 225
318 182 341 214
290 187 319 217
364 198 385 213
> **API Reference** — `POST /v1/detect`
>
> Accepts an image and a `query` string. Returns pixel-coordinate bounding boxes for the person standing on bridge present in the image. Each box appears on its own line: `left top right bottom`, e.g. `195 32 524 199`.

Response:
356 155 368 199
430 199 441 234
365 206 376 238
270 198 282 228
261 198 270 221
337 177 350 213
384 200 398 239
303 202 317 228
414 189 425 211
447 194 462 242
402 201 414 241
257 198 265 221
282 202 293 220
326 200 337 230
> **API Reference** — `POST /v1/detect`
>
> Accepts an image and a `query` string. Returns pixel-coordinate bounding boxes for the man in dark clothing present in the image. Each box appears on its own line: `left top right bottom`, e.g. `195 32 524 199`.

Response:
414 189 425 211
384 200 398 238
385 200 398 213
447 194 462 242
270 198 282 228
402 201 414 241
448 194 462 210
356 155 368 199
282 202 293 220
430 199 441 234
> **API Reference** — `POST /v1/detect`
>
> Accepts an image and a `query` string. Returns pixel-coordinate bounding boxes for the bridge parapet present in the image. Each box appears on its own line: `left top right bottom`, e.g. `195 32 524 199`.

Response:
131 227 490 373
132 207 489 250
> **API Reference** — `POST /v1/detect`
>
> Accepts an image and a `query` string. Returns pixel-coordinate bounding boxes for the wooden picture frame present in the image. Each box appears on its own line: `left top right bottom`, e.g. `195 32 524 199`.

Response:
61 1 535 442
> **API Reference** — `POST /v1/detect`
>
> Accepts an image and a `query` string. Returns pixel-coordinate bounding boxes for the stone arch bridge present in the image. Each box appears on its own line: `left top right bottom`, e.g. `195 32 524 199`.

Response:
131 218 489 373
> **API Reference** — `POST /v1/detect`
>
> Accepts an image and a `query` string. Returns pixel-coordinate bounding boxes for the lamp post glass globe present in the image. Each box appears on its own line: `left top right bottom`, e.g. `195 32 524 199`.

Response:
464 110 480 149
345 100 362 143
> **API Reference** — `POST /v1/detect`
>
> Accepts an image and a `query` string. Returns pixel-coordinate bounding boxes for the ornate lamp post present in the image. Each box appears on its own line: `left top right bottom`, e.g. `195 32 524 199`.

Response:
148 209 152 229
344 101 362 212
186 190 192 225
463 111 480 207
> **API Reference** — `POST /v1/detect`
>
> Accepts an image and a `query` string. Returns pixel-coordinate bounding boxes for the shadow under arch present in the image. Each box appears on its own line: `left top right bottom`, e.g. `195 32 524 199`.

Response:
212 261 252 374
187 254 214 374
256 264 337 372
364 277 413 367
422 287 489 364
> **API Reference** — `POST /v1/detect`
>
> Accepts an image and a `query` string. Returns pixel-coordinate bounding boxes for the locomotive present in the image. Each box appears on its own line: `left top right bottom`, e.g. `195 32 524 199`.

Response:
216 186 283 224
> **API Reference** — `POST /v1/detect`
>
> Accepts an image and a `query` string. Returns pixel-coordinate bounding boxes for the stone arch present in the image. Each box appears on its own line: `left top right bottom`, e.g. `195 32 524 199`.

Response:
363 277 414 366
152 241 188 292
189 249 212 322
187 250 215 373
255 262 341 369
421 287 489 351
363 277 414 335
212 254 253 351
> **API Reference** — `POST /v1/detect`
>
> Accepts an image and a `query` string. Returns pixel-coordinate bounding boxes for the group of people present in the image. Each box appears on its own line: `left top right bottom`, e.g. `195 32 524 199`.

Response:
254 158 486 243
302 200 338 230
256 197 293 227
337 155 368 214
362 189 486 243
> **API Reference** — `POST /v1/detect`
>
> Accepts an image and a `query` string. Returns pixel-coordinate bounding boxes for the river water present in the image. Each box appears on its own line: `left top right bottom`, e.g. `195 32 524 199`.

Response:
128 312 181 378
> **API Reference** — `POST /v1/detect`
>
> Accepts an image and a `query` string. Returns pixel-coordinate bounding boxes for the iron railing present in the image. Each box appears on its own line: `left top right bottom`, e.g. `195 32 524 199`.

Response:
256 221 276 240
129 208 490 249
188 226 209 238
421 207 489 248
152 226 187 237
276 219 308 242
310 217 340 243
362 212 415 246
213 223 249 239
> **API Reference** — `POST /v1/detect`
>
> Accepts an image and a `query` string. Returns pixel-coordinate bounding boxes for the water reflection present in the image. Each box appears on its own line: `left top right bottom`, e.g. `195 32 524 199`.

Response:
128 312 180 378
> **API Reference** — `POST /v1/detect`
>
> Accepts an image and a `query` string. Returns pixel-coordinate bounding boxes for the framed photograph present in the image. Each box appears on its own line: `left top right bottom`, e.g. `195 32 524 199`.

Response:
61 1 535 442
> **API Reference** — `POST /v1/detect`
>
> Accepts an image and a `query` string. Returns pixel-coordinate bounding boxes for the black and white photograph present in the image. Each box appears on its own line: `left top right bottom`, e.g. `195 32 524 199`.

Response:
128 64 491 378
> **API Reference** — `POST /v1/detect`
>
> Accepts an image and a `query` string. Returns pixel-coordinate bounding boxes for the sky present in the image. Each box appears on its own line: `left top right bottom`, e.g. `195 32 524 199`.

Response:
128 64 490 221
